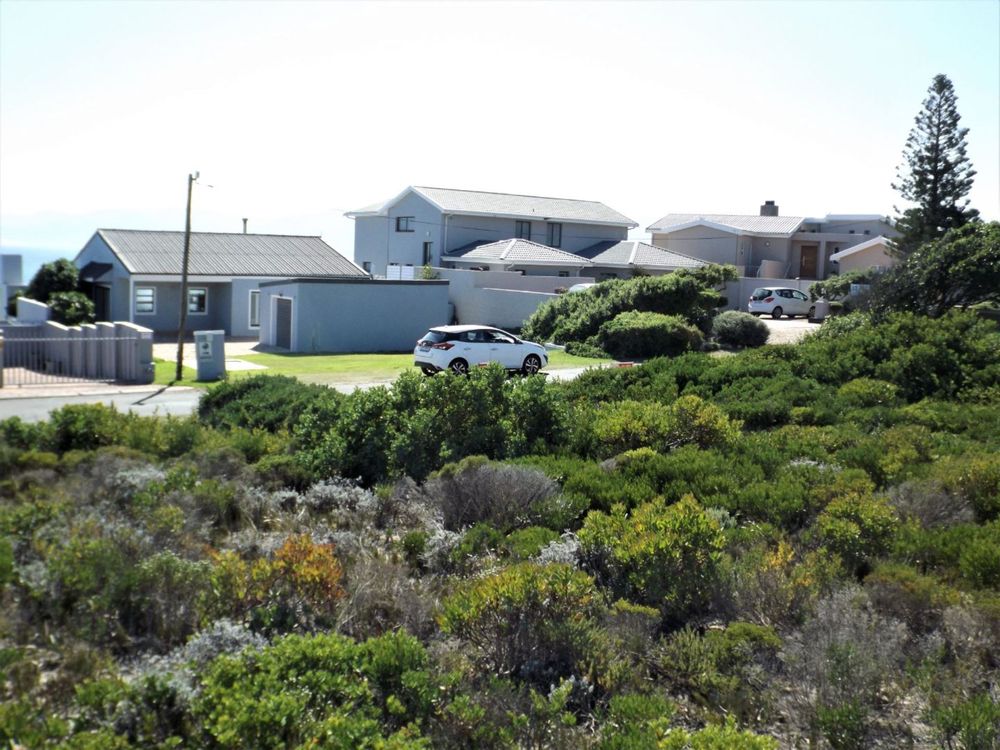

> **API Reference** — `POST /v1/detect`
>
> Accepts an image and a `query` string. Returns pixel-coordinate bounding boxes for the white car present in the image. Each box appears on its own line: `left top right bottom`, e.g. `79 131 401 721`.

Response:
748 287 816 319
414 325 548 376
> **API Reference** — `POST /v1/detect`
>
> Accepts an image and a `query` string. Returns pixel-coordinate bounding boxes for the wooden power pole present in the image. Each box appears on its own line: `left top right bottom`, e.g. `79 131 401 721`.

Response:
175 171 198 381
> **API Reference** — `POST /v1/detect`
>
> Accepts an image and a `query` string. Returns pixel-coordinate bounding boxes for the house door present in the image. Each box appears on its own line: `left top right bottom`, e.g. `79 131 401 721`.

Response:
275 298 292 349
92 285 110 321
799 246 819 278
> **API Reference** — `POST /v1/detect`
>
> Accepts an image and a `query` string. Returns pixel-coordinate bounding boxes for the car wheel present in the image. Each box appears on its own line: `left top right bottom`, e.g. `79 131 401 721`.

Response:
808 306 816 320
522 354 542 376
420 365 437 376
448 358 469 375
771 307 783 320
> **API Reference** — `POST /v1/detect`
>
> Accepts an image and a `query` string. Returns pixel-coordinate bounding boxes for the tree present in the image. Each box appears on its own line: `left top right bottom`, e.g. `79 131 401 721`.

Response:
47 291 96 325
871 221 1000 318
892 74 978 253
25 258 80 303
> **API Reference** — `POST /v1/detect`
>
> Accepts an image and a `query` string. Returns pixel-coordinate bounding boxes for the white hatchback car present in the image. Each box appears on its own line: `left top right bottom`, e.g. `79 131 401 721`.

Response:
414 325 548 376
748 287 816 319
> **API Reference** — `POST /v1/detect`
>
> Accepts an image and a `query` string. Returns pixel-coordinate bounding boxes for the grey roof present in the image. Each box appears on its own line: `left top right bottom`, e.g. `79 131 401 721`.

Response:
647 213 804 236
577 240 707 269
94 229 365 277
349 186 637 227
447 239 593 267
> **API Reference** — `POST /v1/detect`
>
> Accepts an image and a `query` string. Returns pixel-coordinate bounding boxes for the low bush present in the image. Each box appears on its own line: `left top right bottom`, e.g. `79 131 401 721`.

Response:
598 311 703 359
439 562 602 686
198 374 343 434
711 311 770 348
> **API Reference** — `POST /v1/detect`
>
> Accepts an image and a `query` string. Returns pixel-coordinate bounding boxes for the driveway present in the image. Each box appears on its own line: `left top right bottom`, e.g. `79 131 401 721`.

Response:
762 317 818 345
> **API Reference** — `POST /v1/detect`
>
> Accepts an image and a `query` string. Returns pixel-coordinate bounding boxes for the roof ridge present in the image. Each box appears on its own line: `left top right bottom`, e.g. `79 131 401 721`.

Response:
414 185 608 206
98 228 324 239
627 241 639 265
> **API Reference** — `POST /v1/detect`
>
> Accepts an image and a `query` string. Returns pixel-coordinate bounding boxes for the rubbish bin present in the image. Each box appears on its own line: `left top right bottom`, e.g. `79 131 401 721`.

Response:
811 299 831 322
194 330 226 381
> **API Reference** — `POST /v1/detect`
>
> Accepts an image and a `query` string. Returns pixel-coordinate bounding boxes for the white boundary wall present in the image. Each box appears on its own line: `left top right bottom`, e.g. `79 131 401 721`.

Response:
435 267 564 329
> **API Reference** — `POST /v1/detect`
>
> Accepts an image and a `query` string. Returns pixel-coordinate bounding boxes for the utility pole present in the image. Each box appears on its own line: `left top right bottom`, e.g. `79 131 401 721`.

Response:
175 171 198 381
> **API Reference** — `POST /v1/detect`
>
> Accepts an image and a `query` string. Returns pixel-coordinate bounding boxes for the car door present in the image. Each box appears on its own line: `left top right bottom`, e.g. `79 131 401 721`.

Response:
454 329 484 364
790 290 810 314
487 329 521 368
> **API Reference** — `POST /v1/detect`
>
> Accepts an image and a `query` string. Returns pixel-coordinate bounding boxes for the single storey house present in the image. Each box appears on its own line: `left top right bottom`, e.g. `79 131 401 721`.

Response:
829 235 898 274
346 185 637 277
647 201 896 280
442 239 594 277
74 229 366 337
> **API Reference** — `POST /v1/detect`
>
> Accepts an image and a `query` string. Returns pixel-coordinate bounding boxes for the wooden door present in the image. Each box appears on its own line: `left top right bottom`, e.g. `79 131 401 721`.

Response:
799 246 818 278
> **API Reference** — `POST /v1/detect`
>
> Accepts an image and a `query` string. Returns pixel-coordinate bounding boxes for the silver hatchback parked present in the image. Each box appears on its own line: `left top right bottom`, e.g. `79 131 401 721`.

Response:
748 287 815 319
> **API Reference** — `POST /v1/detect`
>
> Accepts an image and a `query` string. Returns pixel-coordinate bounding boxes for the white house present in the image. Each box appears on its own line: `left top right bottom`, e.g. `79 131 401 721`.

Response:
346 186 637 277
648 201 897 280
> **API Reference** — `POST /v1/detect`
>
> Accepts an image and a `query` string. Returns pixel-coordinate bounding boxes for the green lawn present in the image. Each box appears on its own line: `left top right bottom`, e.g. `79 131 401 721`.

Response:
154 349 609 388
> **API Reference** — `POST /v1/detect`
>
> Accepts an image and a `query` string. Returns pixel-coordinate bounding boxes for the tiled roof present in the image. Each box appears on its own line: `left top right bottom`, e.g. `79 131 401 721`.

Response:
94 229 366 277
348 186 637 227
447 239 593 267
577 240 707 269
647 213 804 236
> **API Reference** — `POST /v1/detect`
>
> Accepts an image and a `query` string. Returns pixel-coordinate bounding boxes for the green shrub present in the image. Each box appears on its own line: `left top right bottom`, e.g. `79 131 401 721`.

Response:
930 691 1000 750
837 378 900 408
711 311 770 348
863 563 961 633
564 341 612 359
591 400 672 457
194 631 434 748
659 718 778 749
814 492 898 574
198 374 343 434
48 404 124 453
598 311 703 359
664 395 742 450
505 526 559 559
439 563 602 686
597 692 674 749
579 495 725 623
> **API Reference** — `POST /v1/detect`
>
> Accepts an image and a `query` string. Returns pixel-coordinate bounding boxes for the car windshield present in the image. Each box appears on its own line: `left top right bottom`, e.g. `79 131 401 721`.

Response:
750 288 772 300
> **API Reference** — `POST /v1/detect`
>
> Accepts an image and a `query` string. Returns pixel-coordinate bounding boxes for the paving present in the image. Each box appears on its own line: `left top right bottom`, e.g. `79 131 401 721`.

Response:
762 316 819 345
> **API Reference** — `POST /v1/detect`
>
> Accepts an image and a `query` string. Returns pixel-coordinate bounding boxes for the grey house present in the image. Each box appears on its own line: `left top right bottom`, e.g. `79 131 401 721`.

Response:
647 201 897 280
74 229 367 337
346 186 637 277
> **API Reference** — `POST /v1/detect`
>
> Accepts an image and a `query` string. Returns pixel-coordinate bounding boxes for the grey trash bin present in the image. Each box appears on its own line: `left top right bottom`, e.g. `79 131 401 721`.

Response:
811 299 831 322
194 330 226 381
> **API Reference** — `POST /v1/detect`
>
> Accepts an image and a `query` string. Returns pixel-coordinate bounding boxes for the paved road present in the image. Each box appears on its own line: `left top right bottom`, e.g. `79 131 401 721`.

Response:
761 316 818 344
0 365 603 423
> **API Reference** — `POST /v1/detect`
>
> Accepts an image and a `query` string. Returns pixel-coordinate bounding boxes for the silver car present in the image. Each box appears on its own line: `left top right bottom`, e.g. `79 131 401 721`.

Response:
748 287 815 319
414 325 548 376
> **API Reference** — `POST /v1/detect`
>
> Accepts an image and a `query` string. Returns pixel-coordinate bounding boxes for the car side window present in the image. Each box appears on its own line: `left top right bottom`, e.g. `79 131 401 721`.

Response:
793 291 808 301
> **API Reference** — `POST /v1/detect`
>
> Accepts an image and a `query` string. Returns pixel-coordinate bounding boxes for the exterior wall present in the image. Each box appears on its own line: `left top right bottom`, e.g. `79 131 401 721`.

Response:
75 234 133 320
749 236 791 268
651 226 740 266
436 267 567 327
129 280 231 335
229 277 281 338
352 216 391 274
836 244 896 274
2 255 22 286
258 279 450 353
446 216 626 255
509 265 584 277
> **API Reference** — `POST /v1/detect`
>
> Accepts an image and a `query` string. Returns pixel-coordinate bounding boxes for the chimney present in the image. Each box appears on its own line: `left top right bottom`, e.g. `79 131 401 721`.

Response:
760 200 778 217
242 218 248 234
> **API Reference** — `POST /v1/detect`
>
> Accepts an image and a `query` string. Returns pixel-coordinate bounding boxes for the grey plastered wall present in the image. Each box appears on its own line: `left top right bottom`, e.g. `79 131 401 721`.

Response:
445 216 626 255
258 279 451 353
652 226 740 265
129 280 231 334
75 233 133 321
229 278 277 338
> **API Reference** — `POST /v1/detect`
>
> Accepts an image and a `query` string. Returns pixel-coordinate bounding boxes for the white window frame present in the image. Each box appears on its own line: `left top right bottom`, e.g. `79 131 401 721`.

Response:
249 289 261 329
135 286 156 315
187 287 208 315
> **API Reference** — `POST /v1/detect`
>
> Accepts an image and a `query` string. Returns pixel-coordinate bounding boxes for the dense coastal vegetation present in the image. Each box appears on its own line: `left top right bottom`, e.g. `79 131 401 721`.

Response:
2 302 999 748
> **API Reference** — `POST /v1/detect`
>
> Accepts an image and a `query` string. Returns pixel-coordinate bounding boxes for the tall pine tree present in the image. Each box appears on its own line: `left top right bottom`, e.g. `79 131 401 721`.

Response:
892 74 978 253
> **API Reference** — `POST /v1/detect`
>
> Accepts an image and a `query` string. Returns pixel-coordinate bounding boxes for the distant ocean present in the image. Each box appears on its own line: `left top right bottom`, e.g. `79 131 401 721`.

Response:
0 246 75 285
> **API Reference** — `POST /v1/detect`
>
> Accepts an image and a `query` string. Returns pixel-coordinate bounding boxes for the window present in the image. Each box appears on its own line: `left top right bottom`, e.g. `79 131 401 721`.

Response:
188 287 207 314
515 220 531 239
547 222 562 248
423 242 433 265
395 216 414 232
135 287 155 315
558 271 569 277
864 230 871 235
849 229 856 234
249 290 260 328
362 261 372 274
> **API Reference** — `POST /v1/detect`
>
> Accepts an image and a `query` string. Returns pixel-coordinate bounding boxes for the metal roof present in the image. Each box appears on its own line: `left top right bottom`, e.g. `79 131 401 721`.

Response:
95 229 366 277
447 238 593 267
348 186 637 227
577 240 707 269
647 213 805 236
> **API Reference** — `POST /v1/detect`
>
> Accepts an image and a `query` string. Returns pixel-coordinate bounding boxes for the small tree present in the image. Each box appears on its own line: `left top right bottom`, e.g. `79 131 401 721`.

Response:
25 258 80 303
871 221 1000 318
892 74 979 253
48 291 96 325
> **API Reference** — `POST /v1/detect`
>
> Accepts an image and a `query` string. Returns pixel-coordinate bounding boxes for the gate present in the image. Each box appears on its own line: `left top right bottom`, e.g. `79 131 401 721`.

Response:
0 323 155 388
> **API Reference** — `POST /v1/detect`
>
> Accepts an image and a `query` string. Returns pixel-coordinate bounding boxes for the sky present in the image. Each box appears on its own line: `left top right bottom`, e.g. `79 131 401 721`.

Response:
1 0 998 280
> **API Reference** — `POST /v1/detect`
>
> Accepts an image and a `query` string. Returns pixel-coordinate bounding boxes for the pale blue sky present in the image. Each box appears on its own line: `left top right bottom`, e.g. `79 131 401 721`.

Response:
1 0 997 278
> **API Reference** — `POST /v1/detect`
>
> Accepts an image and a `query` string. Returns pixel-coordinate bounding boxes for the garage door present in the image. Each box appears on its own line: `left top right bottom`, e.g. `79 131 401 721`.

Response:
275 298 292 350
